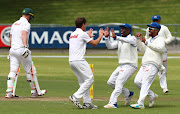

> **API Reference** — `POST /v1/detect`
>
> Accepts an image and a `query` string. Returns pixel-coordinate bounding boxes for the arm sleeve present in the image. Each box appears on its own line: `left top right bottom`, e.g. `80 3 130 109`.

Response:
147 37 166 53
164 27 174 44
10 26 13 35
83 32 93 43
137 39 146 53
116 36 137 46
145 28 150 40
105 37 118 49
22 23 30 32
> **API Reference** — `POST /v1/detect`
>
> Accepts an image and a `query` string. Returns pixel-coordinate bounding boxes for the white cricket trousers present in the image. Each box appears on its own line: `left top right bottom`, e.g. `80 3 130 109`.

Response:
7 48 34 92
158 52 168 90
9 48 32 73
69 60 94 103
107 64 137 104
134 64 159 105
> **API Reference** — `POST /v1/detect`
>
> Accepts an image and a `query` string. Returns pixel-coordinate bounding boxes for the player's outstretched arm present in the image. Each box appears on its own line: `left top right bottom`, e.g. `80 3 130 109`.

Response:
105 27 118 49
89 28 104 46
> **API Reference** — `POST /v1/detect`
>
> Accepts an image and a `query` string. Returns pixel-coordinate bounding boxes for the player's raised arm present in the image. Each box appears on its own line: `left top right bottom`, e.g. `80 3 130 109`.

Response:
105 27 118 49
88 28 104 46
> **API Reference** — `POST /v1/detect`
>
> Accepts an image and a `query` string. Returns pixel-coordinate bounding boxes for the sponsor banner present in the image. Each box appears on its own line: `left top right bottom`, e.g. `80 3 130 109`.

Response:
0 26 121 48
29 26 121 48
0 26 11 47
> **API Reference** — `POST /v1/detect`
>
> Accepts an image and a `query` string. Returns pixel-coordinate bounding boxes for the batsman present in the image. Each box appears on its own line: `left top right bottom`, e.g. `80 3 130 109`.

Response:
6 8 47 98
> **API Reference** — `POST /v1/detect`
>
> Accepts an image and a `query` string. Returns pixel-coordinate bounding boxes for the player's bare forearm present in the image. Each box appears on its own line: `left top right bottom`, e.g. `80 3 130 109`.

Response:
22 30 28 47
89 28 104 46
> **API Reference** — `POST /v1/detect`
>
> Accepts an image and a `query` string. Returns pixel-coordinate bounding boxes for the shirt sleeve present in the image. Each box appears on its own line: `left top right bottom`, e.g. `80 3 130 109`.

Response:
105 37 118 49
137 38 146 53
116 35 137 46
10 26 13 35
164 26 174 44
147 37 166 53
83 32 93 43
22 23 30 32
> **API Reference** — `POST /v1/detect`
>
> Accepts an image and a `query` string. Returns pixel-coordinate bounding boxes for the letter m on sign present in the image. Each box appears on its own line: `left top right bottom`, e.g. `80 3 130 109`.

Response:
31 31 48 44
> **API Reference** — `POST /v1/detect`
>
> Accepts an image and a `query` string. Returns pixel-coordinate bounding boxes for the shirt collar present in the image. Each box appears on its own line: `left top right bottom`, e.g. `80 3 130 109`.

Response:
76 28 84 32
20 17 29 23
152 35 160 39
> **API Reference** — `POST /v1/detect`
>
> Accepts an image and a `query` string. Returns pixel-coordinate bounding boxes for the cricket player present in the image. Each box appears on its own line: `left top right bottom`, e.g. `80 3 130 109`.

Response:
69 17 104 109
136 15 174 93
130 22 166 109
103 24 138 108
6 8 47 98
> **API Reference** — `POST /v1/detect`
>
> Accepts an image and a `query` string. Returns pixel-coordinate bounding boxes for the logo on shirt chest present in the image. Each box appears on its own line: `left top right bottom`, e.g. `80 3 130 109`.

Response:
69 34 78 39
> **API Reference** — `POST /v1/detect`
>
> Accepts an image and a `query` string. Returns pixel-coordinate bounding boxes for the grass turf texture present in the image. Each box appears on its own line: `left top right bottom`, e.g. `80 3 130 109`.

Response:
0 56 180 113
0 0 180 25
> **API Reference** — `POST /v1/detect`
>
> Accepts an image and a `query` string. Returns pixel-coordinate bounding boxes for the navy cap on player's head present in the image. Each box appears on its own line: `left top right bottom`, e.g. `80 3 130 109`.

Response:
120 24 132 32
147 22 161 30
152 15 161 20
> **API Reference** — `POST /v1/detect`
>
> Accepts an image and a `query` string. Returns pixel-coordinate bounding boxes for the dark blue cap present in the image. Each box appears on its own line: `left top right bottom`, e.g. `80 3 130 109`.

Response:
119 24 132 32
147 22 161 30
152 15 161 20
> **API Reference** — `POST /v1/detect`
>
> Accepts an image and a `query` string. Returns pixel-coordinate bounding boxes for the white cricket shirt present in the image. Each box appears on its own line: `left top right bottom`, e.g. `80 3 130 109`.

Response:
145 25 174 46
139 35 166 68
69 28 92 62
10 17 30 49
105 34 138 67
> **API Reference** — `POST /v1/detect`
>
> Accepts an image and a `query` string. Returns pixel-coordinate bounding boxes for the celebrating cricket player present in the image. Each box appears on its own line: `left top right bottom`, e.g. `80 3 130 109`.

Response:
69 17 103 109
130 22 166 109
6 8 47 98
136 15 174 93
103 24 138 108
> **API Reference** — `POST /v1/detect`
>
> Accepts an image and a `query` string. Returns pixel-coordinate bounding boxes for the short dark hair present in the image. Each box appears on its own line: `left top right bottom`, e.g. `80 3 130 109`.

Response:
75 17 86 28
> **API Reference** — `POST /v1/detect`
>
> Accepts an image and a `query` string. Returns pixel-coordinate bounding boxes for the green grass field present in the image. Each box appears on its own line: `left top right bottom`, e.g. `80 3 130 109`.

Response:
0 55 180 114
0 0 180 25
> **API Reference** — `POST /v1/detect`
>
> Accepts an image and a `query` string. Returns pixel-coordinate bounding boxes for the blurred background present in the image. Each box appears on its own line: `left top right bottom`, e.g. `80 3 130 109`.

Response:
1 0 180 54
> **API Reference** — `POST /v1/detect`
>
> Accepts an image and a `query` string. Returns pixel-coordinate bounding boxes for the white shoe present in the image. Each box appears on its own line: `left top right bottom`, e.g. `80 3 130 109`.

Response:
5 92 13 98
104 103 118 108
31 90 47 98
38 90 47 96
149 94 158 107
163 88 169 94
130 104 145 109
83 103 98 109
69 95 82 109
125 91 134 106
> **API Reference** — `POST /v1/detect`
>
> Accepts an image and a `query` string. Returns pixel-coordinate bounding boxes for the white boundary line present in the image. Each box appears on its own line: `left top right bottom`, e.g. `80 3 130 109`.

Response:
1 55 180 58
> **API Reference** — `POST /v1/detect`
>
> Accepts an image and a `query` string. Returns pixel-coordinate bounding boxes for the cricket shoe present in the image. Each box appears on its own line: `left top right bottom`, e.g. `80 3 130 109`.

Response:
5 92 19 98
130 104 145 109
149 94 158 108
125 91 134 106
69 95 83 109
163 88 169 94
31 90 47 98
83 103 98 109
104 103 119 108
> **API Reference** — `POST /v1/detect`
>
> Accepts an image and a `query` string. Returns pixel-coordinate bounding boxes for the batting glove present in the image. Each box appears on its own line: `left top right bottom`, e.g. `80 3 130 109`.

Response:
22 47 30 58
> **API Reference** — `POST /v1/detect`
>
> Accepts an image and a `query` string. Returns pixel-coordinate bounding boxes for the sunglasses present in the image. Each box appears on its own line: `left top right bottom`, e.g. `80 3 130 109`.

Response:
149 27 158 31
